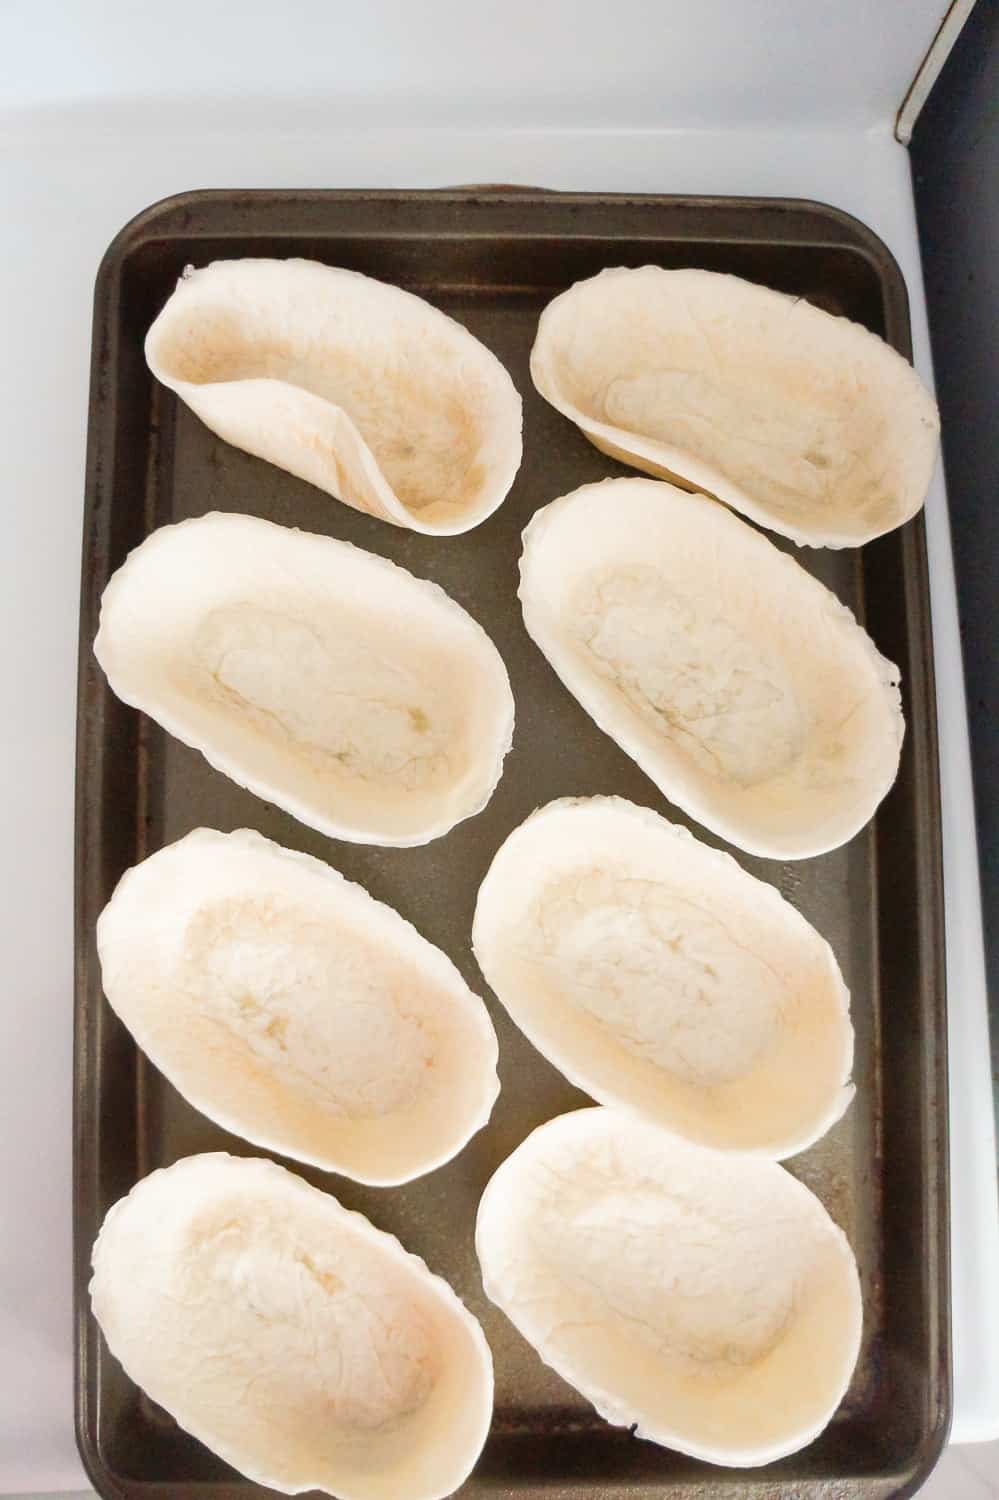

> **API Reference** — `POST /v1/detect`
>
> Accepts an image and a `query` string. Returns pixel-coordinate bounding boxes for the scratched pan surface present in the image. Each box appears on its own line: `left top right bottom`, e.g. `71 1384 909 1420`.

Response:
74 190 949 1500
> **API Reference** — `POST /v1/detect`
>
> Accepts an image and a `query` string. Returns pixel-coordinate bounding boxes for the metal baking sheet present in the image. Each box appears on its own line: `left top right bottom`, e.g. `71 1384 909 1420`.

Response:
74 189 950 1500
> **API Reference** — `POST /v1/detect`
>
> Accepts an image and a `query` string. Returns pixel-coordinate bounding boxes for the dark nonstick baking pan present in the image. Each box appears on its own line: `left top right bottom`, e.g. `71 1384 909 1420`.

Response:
74 189 949 1499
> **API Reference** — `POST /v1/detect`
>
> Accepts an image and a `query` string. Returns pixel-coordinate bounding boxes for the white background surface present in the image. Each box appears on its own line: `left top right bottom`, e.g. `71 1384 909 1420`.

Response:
2 2 997 1495
0 0 951 125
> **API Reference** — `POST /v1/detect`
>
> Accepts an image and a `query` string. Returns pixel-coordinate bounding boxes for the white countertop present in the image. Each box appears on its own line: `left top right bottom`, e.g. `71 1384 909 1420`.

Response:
2 2 996 1490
